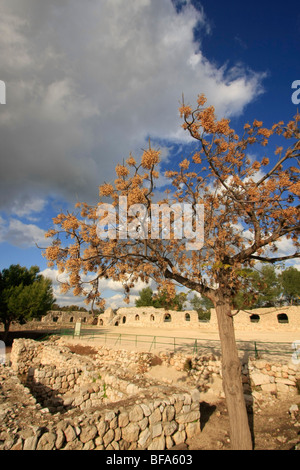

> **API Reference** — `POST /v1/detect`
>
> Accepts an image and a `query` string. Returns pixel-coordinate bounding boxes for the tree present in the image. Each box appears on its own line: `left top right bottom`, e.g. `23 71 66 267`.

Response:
0 264 55 340
233 265 282 309
190 294 213 320
135 287 154 307
153 289 187 310
280 266 300 305
44 94 300 449
135 286 187 310
252 265 282 307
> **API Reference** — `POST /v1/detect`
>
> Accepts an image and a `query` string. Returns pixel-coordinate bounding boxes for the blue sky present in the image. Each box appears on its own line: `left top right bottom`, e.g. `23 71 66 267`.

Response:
0 0 299 308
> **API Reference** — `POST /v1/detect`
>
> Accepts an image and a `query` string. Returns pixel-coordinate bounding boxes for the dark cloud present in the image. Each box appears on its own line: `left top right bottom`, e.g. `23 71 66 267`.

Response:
0 0 265 212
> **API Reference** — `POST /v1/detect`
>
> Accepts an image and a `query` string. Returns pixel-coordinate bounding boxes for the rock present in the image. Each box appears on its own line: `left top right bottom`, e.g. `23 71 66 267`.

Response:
55 429 65 450
64 425 77 442
275 377 295 386
149 408 161 426
62 440 83 450
261 383 277 393
140 403 151 416
138 428 151 448
251 373 271 386
186 421 200 438
36 432 57 450
176 410 200 424
83 440 95 450
172 430 186 446
148 435 165 450
151 423 162 438
289 404 299 414
23 435 39 450
118 412 129 428
277 436 287 443
80 425 97 443
162 405 175 421
129 405 144 422
103 429 114 447
97 420 108 437
11 438 23 450
122 422 140 443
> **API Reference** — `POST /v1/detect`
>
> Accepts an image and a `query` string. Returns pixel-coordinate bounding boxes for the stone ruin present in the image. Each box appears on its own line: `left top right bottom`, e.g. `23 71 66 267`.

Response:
41 310 97 325
97 305 300 332
40 305 300 333
0 336 299 450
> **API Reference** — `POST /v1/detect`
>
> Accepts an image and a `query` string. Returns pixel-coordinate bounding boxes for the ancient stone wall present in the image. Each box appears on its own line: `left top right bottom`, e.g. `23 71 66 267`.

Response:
42 310 96 325
2 338 300 450
0 364 200 450
8 338 201 450
97 305 300 332
98 306 199 328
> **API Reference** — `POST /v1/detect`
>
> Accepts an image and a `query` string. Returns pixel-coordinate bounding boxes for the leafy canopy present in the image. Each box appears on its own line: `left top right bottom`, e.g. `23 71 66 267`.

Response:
135 286 186 311
0 264 55 330
44 94 300 309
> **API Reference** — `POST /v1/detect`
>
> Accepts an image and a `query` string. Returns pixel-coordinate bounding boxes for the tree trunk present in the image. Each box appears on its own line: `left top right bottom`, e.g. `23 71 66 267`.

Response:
215 297 253 450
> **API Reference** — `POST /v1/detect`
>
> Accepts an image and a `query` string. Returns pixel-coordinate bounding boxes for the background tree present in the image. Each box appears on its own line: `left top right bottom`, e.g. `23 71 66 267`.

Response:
135 287 154 307
0 264 55 340
135 286 186 310
44 94 300 449
236 265 282 308
189 294 213 320
280 266 300 305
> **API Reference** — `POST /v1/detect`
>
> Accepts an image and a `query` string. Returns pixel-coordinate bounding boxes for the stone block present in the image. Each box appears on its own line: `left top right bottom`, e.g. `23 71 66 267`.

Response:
122 422 140 443
147 435 165 450
251 373 271 386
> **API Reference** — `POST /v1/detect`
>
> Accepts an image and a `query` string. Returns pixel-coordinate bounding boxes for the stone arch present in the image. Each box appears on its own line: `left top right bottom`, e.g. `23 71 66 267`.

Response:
250 314 260 323
164 313 172 322
150 314 155 322
99 319 103 326
135 314 140 321
122 316 126 324
69 317 74 323
277 313 289 323
185 313 191 322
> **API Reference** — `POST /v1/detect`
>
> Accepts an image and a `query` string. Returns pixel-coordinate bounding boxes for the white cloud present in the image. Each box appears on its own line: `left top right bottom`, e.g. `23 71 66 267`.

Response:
0 218 47 247
40 266 156 307
105 293 137 310
9 197 46 218
0 0 266 211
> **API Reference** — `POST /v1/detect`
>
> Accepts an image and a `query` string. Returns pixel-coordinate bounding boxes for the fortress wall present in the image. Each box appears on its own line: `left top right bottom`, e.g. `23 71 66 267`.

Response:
98 305 300 332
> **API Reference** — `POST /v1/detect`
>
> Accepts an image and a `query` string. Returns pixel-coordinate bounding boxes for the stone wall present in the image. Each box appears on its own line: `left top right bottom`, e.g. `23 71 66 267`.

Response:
98 306 199 328
210 305 300 331
42 310 96 325
10 338 300 405
3 337 300 450
0 365 200 450
8 338 201 450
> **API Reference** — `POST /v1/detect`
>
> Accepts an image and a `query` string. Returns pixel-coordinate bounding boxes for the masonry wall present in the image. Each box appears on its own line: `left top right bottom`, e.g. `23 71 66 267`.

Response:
6 338 300 450
9 338 201 450
42 310 96 325
97 305 300 331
